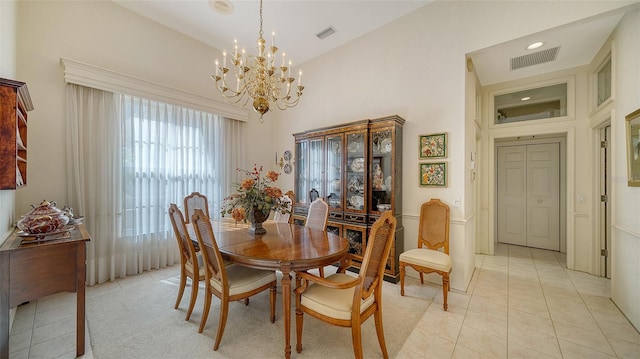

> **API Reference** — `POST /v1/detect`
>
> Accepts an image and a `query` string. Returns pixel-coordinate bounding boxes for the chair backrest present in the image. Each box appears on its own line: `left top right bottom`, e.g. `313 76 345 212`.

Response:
191 208 226 284
418 199 450 253
168 203 199 266
273 194 293 223
184 192 209 223
305 198 329 231
358 211 397 298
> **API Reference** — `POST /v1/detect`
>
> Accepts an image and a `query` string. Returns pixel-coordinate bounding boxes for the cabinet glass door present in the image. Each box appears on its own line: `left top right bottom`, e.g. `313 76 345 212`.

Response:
309 138 324 202
370 128 393 213
325 135 343 209
345 131 366 212
295 140 308 205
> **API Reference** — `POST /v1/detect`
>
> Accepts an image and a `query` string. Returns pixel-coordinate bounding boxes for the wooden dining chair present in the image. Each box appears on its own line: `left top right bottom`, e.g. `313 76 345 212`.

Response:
191 209 277 350
305 198 329 276
184 191 209 223
399 199 452 310
168 203 205 321
294 210 397 359
273 192 293 224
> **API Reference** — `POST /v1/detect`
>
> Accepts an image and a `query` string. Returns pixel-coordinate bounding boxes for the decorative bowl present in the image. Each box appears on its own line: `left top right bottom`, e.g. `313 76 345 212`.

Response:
17 200 69 234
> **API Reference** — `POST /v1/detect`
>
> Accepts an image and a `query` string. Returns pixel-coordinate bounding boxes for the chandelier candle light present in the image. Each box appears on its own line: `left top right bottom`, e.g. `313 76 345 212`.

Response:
212 0 304 120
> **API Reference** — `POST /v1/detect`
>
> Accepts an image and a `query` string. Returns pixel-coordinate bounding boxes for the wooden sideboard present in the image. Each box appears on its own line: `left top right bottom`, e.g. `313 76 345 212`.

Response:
0 78 33 189
0 224 90 358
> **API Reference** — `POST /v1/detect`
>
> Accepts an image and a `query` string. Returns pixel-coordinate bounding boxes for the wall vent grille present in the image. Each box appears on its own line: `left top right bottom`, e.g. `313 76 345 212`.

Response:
511 47 560 70
316 26 336 40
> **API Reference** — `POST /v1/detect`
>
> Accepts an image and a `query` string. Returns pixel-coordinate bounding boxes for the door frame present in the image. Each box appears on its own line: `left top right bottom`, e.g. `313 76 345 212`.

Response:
592 110 614 277
490 133 568 255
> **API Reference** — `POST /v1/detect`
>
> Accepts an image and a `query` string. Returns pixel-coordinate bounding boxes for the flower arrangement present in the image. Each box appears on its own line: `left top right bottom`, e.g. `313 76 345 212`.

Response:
221 165 291 223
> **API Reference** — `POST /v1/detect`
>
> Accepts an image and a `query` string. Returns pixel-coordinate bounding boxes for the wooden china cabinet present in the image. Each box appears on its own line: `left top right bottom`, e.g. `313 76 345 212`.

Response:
0 78 33 189
293 115 404 282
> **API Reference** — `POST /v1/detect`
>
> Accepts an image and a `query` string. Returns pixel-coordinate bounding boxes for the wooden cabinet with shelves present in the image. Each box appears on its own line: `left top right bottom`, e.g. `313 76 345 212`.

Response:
293 115 404 282
0 79 33 189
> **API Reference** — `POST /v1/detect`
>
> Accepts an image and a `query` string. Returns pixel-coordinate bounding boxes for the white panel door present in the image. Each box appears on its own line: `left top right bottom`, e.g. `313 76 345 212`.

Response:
526 143 560 250
497 146 527 246
497 143 560 250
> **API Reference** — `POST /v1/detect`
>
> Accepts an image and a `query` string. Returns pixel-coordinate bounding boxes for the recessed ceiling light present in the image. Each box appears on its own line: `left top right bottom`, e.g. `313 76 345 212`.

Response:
209 0 234 15
521 97 531 101
526 41 544 50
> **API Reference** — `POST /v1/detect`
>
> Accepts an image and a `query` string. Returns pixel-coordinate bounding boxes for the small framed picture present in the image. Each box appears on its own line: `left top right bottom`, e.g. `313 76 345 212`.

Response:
419 133 447 159
419 162 447 187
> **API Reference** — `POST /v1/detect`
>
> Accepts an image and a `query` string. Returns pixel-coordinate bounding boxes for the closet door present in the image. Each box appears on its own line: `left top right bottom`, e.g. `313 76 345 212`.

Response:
497 143 559 250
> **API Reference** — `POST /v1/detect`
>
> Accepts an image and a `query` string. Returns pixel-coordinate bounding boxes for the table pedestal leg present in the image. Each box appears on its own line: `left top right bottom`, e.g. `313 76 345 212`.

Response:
280 263 292 359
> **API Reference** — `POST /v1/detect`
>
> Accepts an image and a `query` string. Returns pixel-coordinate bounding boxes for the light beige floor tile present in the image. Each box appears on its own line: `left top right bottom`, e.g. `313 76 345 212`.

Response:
507 297 550 318
462 309 507 339
558 338 618 359
467 294 508 315
553 321 615 355
597 317 640 344
549 306 601 333
402 327 456 359
508 324 562 358
7 328 31 354
608 336 640 358
457 325 507 358
507 340 558 359
415 308 463 342
508 307 555 337
31 316 76 346
33 306 75 329
27 331 76 359
451 343 494 359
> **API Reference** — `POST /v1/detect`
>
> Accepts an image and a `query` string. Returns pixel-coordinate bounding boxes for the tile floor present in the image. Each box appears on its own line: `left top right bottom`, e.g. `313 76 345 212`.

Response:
9 243 640 358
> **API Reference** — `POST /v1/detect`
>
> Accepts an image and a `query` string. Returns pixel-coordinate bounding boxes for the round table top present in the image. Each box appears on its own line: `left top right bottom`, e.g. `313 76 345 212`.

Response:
209 220 348 272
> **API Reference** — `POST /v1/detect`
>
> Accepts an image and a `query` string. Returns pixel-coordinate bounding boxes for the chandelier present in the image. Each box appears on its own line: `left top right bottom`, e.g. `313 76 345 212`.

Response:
212 0 304 120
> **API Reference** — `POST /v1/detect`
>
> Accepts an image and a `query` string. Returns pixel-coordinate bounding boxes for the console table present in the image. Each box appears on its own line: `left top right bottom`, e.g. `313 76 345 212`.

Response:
0 224 90 358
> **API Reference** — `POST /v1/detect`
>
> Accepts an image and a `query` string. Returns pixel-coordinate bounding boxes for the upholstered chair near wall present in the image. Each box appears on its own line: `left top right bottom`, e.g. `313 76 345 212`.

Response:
184 191 209 223
191 209 277 350
399 199 452 311
294 210 397 359
168 204 205 321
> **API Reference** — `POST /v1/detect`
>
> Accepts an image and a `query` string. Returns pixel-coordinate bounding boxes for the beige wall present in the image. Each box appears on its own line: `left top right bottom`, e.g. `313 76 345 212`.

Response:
611 7 640 330
271 1 638 291
1 0 17 244
11 0 639 326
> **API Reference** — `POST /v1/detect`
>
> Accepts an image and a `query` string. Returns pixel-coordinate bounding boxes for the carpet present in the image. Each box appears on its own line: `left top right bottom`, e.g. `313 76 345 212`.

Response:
85 266 430 358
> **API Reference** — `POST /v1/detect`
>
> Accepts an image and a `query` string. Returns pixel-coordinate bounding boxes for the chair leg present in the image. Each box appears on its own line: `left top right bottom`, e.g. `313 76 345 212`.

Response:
175 267 186 310
295 306 303 353
373 309 389 359
269 284 276 323
399 262 405 296
244 298 249 306
318 266 325 278
185 276 198 321
419 272 424 284
351 322 363 359
213 298 230 351
442 273 450 311
198 290 212 333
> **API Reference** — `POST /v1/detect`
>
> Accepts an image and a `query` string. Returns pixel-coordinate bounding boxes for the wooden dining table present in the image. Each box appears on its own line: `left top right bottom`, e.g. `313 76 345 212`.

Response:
208 219 349 359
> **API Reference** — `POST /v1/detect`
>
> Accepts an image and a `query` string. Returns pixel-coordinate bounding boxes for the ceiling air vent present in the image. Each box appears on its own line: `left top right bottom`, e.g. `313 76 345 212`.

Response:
510 46 560 71
316 26 336 40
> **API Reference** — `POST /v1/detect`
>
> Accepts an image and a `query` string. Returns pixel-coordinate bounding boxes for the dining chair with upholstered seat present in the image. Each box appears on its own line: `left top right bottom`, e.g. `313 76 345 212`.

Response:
273 192 293 224
294 210 397 359
184 191 209 224
399 198 452 311
191 209 277 350
168 203 205 321
305 197 329 276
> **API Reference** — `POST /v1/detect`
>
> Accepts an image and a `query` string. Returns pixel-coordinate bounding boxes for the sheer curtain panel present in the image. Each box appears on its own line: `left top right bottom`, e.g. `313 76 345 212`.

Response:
66 84 245 285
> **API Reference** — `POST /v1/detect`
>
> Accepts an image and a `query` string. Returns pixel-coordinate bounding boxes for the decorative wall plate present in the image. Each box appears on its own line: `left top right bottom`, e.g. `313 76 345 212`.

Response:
283 163 292 174
283 150 292 161
380 138 392 154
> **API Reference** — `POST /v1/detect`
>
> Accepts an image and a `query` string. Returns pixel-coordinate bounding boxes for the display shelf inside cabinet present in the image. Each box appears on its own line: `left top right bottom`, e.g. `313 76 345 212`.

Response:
293 115 404 282
0 78 33 189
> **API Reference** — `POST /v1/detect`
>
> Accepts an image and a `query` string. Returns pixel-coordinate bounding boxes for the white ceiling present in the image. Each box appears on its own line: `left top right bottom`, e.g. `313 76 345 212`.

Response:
112 0 630 86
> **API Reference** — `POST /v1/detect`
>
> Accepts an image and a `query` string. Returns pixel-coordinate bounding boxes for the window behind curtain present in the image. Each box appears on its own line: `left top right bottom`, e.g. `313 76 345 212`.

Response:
121 95 223 237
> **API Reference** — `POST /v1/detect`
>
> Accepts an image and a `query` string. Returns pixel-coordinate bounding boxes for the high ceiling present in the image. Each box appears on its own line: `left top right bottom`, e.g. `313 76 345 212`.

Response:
112 0 632 86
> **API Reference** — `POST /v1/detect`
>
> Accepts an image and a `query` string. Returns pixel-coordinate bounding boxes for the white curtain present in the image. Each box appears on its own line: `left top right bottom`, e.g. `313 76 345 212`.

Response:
65 84 245 285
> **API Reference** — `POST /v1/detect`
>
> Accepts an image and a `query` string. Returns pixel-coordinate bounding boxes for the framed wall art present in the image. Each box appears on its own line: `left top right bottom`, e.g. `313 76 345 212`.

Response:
626 108 640 187
419 162 447 187
419 133 447 159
